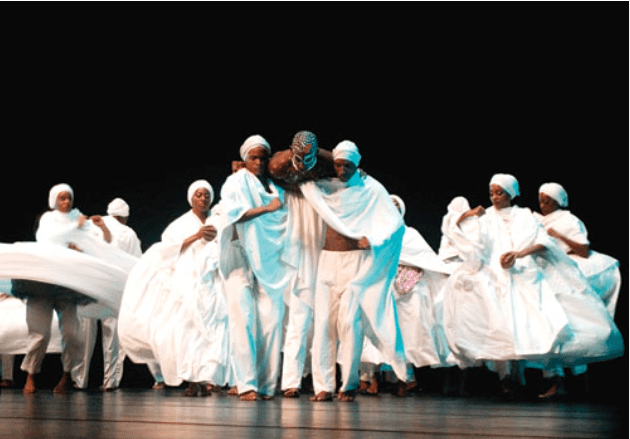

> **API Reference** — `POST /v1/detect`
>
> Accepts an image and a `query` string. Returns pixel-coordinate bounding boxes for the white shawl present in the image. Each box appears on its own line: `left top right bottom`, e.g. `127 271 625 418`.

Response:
300 172 407 380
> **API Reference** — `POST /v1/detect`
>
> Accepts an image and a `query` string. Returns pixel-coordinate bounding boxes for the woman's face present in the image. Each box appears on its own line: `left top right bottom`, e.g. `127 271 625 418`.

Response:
56 192 73 213
245 147 269 178
539 192 559 216
490 184 512 210
192 188 211 213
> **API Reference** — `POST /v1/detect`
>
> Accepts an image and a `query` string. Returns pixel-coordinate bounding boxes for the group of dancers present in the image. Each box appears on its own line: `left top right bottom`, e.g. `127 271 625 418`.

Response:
0 131 624 402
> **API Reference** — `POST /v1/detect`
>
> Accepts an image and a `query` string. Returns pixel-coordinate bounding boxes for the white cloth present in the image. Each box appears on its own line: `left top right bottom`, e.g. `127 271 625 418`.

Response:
240 135 271 161
118 210 228 386
107 198 130 217
332 141 361 166
0 295 63 355
539 183 569 208
20 296 82 374
490 174 520 199
300 172 407 382
362 226 452 369
72 216 141 389
311 251 366 393
102 216 142 257
535 209 621 316
187 180 214 206
438 196 473 264
48 183 73 210
218 169 296 396
441 205 624 369
280 192 325 391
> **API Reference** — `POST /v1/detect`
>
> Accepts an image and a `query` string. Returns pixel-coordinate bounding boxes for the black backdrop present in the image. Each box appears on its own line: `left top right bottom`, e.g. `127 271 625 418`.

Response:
0 9 626 398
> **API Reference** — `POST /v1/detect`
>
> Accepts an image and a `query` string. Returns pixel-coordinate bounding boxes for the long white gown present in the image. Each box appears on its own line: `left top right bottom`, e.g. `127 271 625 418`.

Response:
441 205 623 370
118 209 228 387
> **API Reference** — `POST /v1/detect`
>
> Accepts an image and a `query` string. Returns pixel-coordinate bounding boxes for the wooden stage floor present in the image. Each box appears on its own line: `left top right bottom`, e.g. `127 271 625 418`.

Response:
0 388 624 439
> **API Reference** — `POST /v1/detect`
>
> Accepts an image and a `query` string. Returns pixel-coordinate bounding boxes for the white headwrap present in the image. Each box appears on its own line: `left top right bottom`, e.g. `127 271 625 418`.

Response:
240 135 271 161
48 183 74 210
187 180 214 207
390 195 406 218
539 182 569 208
332 140 361 166
107 198 130 217
490 173 520 199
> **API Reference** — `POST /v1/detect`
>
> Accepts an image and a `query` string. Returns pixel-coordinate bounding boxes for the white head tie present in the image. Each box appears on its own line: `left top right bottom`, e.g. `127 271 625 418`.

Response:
107 198 130 217
48 183 74 210
240 135 271 161
490 173 520 199
390 195 406 218
332 140 361 166
187 180 214 207
539 182 568 208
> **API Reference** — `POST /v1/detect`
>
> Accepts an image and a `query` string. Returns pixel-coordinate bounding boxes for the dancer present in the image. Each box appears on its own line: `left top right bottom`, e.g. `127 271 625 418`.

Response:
72 198 142 391
441 174 623 395
119 180 227 397
360 195 452 397
22 184 111 394
536 183 621 315
218 135 296 401
301 141 407 402
268 131 330 398
534 183 623 399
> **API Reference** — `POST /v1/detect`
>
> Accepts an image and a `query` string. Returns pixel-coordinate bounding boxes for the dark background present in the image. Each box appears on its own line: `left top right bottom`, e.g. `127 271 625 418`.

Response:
0 10 626 400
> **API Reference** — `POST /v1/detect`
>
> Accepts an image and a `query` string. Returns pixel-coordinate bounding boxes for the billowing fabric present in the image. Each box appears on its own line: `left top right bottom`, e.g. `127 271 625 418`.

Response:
300 172 407 380
539 183 569 208
0 242 135 319
218 169 296 299
362 226 452 369
535 209 621 316
0 294 63 355
118 209 228 386
218 169 296 395
490 174 520 199
441 205 623 369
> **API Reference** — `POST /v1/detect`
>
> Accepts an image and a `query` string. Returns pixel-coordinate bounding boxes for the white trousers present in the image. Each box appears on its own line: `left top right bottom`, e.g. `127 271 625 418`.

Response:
225 244 285 397
72 317 125 389
281 293 313 390
311 251 364 394
21 297 82 375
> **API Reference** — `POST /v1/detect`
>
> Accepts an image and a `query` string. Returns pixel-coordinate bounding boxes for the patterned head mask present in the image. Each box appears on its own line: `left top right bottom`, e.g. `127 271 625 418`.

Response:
290 131 318 172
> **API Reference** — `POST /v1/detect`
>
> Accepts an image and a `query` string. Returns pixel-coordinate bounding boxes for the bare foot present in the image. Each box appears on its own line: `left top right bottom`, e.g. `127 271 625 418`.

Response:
283 388 300 398
337 391 356 402
366 379 378 396
310 391 333 402
152 381 166 390
227 386 239 396
239 390 259 401
358 381 369 393
0 379 14 389
23 374 37 395
53 372 73 394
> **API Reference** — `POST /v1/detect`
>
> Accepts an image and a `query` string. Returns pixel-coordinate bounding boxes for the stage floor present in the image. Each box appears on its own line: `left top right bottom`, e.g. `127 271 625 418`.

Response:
0 388 624 439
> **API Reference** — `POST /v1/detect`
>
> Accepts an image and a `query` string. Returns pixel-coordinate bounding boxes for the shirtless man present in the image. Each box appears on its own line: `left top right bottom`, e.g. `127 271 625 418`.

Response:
307 142 385 403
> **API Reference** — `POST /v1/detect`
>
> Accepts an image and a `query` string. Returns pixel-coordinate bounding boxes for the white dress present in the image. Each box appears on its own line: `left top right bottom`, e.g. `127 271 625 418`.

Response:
441 206 623 370
118 210 228 386
534 210 621 316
